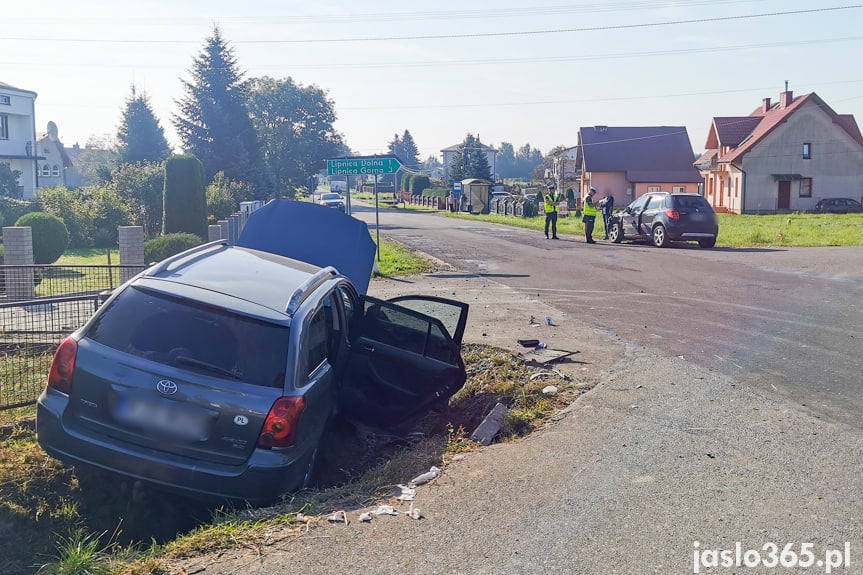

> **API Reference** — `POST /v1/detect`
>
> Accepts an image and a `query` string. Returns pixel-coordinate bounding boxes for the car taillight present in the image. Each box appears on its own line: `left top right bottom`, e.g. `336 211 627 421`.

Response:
47 337 78 394
257 397 306 449
665 209 680 220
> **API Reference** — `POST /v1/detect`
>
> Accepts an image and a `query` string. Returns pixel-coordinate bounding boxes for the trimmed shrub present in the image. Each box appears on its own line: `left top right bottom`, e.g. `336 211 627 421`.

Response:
409 175 431 195
163 155 206 239
15 212 70 264
401 173 412 192
144 233 202 263
421 187 450 198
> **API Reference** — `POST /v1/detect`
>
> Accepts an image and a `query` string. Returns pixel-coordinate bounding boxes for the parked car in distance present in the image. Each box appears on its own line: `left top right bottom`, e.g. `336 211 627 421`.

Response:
608 192 718 248
37 205 469 504
523 193 538 203
813 198 863 214
319 192 346 212
491 192 513 201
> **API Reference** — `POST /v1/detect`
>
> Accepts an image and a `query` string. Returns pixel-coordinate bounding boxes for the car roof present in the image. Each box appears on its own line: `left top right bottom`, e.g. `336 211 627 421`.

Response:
138 243 335 319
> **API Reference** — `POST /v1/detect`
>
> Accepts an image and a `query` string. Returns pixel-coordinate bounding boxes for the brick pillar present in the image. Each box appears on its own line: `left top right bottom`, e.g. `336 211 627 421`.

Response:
227 215 240 246
207 225 223 242
118 226 145 283
218 220 229 243
3 227 35 301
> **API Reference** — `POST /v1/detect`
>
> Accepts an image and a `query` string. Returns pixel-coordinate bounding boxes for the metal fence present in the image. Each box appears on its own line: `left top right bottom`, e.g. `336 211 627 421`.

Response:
0 265 146 410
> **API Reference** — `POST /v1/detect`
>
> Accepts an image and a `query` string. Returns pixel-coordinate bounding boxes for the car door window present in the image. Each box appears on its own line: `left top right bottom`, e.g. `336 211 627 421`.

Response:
306 308 329 376
645 195 664 211
386 295 468 346
628 196 648 212
363 301 430 355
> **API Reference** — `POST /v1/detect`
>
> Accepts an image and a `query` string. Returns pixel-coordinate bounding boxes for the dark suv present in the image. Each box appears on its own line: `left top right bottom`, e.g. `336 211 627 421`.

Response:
37 200 468 503
608 192 718 248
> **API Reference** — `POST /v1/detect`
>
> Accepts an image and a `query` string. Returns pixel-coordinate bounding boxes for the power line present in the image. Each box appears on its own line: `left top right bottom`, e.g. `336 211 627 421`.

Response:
1 5 860 45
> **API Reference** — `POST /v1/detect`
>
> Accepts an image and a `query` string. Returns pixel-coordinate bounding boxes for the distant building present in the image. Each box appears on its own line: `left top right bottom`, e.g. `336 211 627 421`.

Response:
695 90 863 213
36 121 73 190
0 81 39 198
575 126 703 208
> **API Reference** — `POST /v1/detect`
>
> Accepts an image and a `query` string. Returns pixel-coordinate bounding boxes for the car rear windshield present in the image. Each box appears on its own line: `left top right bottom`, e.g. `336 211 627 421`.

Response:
673 195 713 210
86 286 290 388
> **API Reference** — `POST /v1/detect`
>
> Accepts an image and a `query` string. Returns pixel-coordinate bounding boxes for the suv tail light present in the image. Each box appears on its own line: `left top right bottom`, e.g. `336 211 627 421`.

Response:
48 337 78 394
665 209 680 220
257 397 306 449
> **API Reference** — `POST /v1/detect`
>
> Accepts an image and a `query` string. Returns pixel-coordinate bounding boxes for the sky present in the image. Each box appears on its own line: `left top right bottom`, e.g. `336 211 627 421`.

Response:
4 0 863 163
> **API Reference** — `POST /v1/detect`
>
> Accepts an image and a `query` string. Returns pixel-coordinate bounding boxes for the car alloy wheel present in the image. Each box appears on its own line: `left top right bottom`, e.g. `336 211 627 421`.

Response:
652 225 669 248
609 222 623 243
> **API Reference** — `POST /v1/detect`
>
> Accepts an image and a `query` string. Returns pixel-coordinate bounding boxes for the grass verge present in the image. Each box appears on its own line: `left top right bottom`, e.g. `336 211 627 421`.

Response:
1 345 586 574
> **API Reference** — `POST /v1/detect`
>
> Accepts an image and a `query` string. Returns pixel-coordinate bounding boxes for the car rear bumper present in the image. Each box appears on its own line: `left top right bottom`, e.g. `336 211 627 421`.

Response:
37 388 311 503
677 232 716 239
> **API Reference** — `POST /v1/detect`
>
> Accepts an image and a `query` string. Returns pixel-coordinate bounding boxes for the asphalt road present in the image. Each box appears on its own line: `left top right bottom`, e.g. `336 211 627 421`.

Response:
353 202 863 429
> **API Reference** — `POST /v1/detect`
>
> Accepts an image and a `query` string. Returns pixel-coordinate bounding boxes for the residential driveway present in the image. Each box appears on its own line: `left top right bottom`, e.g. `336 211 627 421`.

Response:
172 206 862 574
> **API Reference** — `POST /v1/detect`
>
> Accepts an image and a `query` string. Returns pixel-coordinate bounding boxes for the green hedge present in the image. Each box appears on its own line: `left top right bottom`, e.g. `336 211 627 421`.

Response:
409 175 431 195
163 155 206 239
15 212 70 264
144 233 202 263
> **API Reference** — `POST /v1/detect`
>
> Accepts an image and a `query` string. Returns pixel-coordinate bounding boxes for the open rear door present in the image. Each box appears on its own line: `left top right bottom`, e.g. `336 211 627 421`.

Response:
339 295 469 431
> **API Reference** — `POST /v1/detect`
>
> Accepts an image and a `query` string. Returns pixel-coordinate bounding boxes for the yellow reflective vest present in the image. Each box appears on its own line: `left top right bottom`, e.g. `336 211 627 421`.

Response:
583 195 597 216
544 192 561 213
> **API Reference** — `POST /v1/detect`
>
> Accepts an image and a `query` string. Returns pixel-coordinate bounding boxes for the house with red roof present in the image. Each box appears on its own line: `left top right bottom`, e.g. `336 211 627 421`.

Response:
694 90 863 213
574 126 703 208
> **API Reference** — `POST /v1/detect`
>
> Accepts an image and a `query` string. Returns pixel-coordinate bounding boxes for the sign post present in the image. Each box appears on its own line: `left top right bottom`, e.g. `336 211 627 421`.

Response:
327 156 402 262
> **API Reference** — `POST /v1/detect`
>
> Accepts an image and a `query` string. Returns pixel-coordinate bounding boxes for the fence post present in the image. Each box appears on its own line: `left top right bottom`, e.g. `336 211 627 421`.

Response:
2 226 35 301
208 225 223 242
218 220 229 242
118 226 145 283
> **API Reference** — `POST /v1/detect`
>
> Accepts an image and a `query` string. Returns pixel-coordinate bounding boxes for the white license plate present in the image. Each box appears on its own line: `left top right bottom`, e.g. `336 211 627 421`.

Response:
115 396 209 441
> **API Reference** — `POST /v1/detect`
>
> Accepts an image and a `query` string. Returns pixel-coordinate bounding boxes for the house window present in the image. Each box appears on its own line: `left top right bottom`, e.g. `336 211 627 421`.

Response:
0 95 10 105
41 164 51 177
0 115 8 139
52 164 60 177
647 186 661 193
799 177 812 198
672 186 685 194
803 143 811 159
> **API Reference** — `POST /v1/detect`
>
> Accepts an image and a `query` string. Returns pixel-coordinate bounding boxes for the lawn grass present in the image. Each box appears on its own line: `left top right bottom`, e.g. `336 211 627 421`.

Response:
443 211 863 247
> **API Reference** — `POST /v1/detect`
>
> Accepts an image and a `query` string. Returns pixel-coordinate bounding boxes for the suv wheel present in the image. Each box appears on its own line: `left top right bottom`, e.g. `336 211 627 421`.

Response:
698 237 716 248
609 221 623 243
652 224 669 248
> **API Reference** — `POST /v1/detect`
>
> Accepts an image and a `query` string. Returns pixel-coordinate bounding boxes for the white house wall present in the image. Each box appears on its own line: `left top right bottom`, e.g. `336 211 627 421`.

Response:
0 86 38 198
740 100 863 213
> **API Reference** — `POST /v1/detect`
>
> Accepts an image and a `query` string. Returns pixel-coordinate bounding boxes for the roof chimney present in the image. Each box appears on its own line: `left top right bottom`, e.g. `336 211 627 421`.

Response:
762 97 772 113
780 90 793 108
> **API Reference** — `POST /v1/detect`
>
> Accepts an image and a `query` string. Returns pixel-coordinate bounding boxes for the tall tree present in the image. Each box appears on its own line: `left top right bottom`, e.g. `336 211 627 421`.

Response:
117 85 171 165
496 142 517 179
400 130 420 168
387 133 405 160
447 133 492 184
245 76 343 198
173 26 264 196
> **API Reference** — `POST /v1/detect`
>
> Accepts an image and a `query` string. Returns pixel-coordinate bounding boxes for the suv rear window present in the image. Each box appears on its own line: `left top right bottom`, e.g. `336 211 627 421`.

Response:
672 195 713 210
87 286 290 388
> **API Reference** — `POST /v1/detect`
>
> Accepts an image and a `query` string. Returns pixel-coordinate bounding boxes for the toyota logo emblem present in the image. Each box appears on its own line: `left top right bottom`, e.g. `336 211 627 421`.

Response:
156 379 178 395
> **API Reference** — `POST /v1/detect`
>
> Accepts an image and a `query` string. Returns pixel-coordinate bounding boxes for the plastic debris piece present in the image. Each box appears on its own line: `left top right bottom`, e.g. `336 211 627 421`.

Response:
396 484 417 501
405 504 422 520
409 465 441 487
296 513 311 523
542 385 559 395
327 510 348 524
359 512 372 522
518 339 540 347
370 505 399 516
546 317 553 326
536 342 547 349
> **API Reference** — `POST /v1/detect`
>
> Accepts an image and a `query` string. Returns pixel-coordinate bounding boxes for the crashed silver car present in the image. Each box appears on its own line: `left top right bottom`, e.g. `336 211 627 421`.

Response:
37 200 468 503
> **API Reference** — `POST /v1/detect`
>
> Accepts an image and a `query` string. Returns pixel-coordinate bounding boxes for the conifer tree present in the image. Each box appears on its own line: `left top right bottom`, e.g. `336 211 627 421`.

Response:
117 85 171 165
173 26 265 196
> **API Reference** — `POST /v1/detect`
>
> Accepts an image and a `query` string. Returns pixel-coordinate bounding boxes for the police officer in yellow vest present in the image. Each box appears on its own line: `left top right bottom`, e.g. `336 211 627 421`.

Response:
544 184 562 239
583 187 598 244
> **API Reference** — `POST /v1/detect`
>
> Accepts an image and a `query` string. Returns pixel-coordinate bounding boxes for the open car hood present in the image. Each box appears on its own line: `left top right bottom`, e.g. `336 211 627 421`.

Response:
237 199 377 294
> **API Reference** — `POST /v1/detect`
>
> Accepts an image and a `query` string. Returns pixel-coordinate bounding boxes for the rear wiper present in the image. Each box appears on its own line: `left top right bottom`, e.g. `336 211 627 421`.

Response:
174 356 241 380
